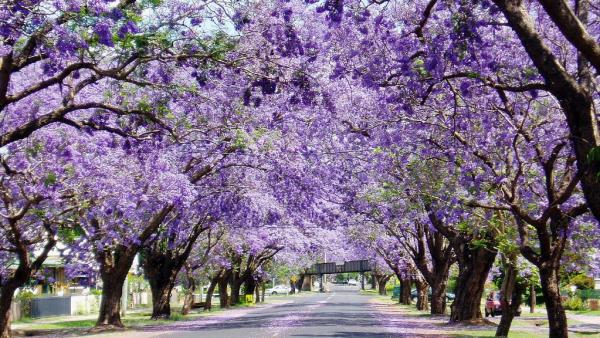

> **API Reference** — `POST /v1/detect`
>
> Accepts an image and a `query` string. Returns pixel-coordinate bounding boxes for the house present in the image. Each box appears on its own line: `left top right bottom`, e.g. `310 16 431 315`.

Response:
24 248 94 296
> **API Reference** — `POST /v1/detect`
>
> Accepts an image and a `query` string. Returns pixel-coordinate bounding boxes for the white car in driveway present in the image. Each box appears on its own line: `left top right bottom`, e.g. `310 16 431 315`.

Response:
347 279 358 286
266 285 291 295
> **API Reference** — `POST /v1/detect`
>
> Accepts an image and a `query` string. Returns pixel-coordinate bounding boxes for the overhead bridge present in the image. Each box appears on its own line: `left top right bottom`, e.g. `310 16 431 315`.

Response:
304 260 371 275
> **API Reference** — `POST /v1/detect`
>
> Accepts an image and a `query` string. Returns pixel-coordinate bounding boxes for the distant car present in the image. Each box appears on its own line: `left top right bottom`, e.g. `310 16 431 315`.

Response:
348 279 358 286
266 285 291 295
485 292 522 317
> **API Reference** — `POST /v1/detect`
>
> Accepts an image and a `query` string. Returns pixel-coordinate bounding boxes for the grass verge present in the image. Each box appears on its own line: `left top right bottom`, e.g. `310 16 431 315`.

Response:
367 293 600 338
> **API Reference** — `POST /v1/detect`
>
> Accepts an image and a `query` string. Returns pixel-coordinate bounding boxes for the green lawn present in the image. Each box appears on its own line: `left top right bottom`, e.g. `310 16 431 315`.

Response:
11 292 316 333
368 294 600 338
448 330 545 337
12 302 257 331
448 331 600 338
569 310 600 316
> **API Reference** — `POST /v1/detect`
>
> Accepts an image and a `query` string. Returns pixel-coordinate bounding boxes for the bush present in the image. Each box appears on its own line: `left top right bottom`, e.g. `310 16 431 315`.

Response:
16 290 35 317
570 274 595 290
577 289 600 301
447 278 457 293
90 289 103 296
385 283 394 292
564 296 587 311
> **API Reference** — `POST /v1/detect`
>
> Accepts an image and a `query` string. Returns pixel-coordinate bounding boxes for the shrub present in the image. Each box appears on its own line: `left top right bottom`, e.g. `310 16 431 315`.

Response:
570 274 595 290
564 296 586 311
90 289 103 296
447 278 457 293
576 289 600 301
385 283 394 292
16 290 35 317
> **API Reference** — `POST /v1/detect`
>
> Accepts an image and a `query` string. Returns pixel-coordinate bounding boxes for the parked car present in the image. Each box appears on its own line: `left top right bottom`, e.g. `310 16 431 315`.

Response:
266 285 291 295
484 292 522 317
347 279 358 286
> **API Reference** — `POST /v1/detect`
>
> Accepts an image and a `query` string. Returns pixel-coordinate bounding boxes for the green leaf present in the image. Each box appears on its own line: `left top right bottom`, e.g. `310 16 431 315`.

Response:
44 172 57 187
587 147 600 163
26 142 44 158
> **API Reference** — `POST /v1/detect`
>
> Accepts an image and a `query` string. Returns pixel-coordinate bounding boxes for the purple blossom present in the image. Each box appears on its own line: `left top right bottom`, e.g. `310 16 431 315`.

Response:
94 21 114 46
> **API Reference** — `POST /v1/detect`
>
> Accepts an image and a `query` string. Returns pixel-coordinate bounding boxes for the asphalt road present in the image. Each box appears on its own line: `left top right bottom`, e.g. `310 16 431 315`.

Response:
132 285 398 338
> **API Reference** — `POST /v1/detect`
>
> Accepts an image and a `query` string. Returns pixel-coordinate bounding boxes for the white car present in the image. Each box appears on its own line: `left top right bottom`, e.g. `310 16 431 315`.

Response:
266 285 291 295
347 279 358 286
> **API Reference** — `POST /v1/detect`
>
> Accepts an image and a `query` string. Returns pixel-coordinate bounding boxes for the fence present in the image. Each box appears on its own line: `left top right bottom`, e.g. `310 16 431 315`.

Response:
30 296 71 317
10 301 21 321
28 295 101 318
70 295 101 315
131 291 149 307
15 291 171 319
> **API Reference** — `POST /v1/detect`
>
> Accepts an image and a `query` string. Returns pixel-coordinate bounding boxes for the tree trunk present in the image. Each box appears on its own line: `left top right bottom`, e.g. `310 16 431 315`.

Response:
539 265 568 338
450 246 497 322
303 275 312 291
181 291 194 316
95 208 172 329
180 268 196 315
375 274 392 296
0 224 56 337
411 214 454 316
143 245 194 318
496 279 525 337
261 284 265 302
430 278 448 315
96 274 126 328
244 275 256 303
416 278 429 311
218 275 230 308
0 284 17 338
203 279 218 311
95 248 136 329
254 283 261 303
149 278 175 319
371 274 377 289
377 278 388 296
530 285 536 313
360 273 365 290
228 266 245 306
143 253 179 319
296 274 304 293
400 277 411 305
229 279 241 305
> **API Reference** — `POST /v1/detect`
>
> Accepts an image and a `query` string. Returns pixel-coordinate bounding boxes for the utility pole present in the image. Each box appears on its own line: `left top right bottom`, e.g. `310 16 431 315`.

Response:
360 273 365 290
320 274 325 292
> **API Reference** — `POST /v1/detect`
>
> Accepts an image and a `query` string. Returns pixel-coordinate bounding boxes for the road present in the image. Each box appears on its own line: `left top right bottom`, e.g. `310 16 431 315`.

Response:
104 285 415 338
